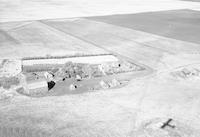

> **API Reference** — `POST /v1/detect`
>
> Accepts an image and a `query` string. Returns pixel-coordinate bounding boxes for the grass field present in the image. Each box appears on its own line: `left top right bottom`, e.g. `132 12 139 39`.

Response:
1 0 200 136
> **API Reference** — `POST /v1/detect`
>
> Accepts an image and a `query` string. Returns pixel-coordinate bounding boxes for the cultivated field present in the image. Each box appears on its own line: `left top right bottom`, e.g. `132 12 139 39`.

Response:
0 21 108 59
43 17 200 69
1 0 200 22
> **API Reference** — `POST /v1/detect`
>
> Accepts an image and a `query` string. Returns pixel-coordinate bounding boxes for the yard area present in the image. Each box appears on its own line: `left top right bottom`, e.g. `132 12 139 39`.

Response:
1 0 200 136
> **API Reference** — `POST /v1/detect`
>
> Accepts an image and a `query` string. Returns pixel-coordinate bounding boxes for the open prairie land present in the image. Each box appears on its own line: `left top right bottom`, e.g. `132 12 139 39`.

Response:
1 0 200 137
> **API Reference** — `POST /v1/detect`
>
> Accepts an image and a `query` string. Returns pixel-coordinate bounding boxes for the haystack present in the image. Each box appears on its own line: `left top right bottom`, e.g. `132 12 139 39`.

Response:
76 74 82 81
100 80 109 89
111 79 120 87
69 84 77 91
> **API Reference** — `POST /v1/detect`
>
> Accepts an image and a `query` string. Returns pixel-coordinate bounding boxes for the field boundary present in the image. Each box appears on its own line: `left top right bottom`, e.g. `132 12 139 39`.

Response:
22 53 113 60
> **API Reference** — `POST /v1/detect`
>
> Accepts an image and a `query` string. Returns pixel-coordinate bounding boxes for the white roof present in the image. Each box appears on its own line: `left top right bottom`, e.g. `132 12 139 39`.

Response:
27 80 47 89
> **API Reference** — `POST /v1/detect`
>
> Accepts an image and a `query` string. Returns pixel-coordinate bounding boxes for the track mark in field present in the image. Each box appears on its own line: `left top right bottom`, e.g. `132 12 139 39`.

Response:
0 126 52 137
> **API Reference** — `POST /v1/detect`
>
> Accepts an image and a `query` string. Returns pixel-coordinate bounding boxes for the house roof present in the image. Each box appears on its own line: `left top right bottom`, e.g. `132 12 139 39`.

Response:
27 79 47 90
